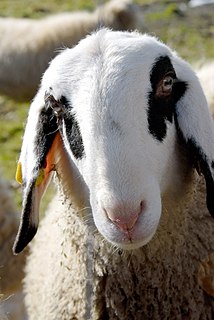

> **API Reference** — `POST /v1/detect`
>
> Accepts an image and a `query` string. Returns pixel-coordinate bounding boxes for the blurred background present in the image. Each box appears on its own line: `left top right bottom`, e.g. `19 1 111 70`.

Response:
0 0 213 208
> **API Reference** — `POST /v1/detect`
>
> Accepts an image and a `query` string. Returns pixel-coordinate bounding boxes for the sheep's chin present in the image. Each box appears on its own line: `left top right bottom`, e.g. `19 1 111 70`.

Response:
93 213 161 251
106 231 156 251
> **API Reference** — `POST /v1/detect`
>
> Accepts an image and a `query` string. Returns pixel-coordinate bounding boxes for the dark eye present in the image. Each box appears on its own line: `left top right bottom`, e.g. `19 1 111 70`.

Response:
162 76 174 93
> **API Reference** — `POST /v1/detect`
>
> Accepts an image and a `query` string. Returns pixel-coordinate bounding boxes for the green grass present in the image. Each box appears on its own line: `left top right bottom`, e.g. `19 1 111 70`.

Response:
0 0 97 18
0 96 27 207
0 0 213 208
0 97 27 171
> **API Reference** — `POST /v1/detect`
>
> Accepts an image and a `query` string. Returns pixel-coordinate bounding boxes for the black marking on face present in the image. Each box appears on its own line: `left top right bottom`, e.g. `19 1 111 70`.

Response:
60 96 84 160
147 56 187 141
13 182 38 254
34 104 58 172
186 140 214 217
174 115 214 217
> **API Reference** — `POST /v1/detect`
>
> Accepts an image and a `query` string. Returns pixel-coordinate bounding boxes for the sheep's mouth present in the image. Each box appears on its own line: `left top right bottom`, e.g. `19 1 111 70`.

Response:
103 230 157 250
94 216 159 250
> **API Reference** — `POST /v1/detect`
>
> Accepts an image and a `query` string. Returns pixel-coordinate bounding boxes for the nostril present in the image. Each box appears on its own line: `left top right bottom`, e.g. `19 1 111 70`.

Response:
104 200 145 233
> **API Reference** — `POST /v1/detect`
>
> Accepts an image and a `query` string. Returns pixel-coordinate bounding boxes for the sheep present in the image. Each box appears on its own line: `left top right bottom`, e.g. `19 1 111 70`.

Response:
0 175 27 319
0 0 144 102
13 29 214 319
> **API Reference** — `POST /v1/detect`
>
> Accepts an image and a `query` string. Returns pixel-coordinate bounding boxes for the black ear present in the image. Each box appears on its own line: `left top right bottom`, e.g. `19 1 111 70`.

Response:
13 92 63 254
173 58 214 217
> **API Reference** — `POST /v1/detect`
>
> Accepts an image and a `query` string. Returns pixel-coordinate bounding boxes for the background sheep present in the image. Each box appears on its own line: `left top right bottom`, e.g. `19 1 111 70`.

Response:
0 0 144 102
13 29 214 319
0 175 27 320
197 62 214 112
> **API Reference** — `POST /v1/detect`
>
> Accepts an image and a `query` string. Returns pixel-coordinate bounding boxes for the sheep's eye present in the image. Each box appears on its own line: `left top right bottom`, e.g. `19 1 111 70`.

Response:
162 76 174 93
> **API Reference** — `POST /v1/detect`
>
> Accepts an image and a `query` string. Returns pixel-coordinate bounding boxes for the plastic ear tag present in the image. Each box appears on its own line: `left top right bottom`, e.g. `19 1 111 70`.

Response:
35 168 45 186
16 162 23 185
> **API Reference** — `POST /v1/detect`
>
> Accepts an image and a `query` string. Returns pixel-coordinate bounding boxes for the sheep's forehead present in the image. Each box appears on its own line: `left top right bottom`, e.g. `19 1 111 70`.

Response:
45 31 176 151
47 30 172 98
59 32 173 122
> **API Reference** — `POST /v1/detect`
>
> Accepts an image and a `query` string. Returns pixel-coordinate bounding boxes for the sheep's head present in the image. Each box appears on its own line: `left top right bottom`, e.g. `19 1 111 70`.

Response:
13 29 214 254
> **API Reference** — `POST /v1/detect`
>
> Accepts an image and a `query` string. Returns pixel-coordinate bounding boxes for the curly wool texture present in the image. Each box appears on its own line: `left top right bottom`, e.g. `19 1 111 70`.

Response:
23 174 214 320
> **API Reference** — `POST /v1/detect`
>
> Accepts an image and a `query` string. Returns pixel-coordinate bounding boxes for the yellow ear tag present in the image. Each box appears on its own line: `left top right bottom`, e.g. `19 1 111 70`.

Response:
16 162 23 185
36 168 45 186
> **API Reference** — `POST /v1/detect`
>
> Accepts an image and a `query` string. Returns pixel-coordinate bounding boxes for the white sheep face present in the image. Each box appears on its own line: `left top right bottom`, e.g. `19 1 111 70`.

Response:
47 32 181 249
14 29 214 253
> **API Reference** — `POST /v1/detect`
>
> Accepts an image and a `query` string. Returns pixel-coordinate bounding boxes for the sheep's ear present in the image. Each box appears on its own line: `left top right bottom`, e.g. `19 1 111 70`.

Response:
174 59 214 217
13 92 63 254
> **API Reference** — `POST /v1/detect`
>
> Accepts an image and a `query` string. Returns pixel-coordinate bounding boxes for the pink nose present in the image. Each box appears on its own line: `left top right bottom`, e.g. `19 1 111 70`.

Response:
104 201 144 233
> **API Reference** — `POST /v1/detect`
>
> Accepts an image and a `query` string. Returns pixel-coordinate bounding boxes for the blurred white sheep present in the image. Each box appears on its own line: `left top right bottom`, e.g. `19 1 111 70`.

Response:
0 0 144 101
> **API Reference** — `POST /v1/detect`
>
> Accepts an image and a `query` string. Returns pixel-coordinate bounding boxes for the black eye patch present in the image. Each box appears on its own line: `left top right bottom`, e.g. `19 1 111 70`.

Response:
147 56 187 142
60 96 85 160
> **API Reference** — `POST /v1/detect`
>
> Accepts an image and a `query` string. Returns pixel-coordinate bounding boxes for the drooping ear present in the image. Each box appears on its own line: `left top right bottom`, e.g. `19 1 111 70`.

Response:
13 91 64 254
173 57 214 217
